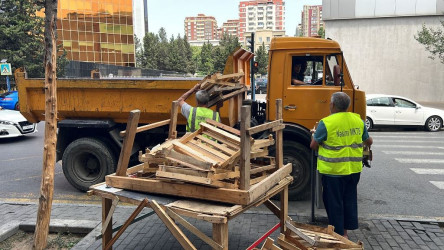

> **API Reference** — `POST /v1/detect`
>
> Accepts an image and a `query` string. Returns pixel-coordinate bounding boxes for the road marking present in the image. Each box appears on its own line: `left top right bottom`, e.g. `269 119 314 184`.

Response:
410 168 444 174
371 135 444 139
376 140 444 143
0 155 41 162
375 145 444 149
383 151 444 155
396 158 444 164
430 181 444 189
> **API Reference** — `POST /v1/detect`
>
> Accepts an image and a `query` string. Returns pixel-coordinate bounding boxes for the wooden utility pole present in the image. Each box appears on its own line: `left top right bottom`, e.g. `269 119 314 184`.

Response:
33 0 58 249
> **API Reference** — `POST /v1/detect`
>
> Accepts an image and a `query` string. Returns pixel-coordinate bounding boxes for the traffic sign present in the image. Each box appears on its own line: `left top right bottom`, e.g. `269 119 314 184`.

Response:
1 63 11 75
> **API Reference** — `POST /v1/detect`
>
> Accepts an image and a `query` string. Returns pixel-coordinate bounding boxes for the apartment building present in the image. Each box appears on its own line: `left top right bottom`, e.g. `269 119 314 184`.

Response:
184 14 218 41
238 0 285 43
301 5 324 37
219 19 240 39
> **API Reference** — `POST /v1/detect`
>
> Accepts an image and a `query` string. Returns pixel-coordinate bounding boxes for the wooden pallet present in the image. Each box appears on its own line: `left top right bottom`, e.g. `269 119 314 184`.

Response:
277 220 364 250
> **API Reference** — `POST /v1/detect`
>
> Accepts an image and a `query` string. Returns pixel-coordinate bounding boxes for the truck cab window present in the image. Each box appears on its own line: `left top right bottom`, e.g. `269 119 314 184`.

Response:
291 56 323 86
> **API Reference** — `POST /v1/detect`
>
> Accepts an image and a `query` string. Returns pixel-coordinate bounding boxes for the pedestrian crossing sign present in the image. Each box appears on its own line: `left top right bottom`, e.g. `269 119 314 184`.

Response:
0 63 11 75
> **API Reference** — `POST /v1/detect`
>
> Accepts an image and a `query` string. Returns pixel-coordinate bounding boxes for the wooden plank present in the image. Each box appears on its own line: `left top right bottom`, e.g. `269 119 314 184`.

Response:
169 101 179 139
213 223 229 250
240 106 251 190
285 220 317 246
250 164 276 175
195 134 237 155
207 79 236 87
200 122 241 144
173 141 219 166
156 171 237 189
264 200 280 218
208 88 247 108
247 120 282 135
104 198 148 250
250 148 269 158
185 141 225 163
105 175 250 205
101 196 119 234
219 150 241 169
250 175 267 185
251 139 275 151
248 163 292 202
278 233 307 250
166 200 240 216
216 71 244 80
165 208 224 250
126 163 145 175
189 139 230 160
120 119 170 137
202 130 239 150
166 149 213 170
205 119 241 136
166 206 227 224
160 165 209 177
179 128 203 144
211 170 240 180
116 110 140 176
280 186 288 233
151 200 197 250
102 198 113 250
275 100 283 169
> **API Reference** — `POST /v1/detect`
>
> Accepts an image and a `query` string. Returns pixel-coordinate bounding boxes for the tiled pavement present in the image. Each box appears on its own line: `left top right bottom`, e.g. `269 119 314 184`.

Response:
0 202 443 249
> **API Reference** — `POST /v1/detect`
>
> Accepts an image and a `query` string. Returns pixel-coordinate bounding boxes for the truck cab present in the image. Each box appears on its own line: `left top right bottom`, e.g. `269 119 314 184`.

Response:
256 37 366 199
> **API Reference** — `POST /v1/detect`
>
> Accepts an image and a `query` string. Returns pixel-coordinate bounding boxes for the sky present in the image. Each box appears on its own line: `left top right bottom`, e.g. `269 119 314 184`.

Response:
147 0 322 38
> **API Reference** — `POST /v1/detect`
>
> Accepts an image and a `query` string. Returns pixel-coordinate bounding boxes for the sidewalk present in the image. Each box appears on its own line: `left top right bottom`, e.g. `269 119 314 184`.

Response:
0 201 443 249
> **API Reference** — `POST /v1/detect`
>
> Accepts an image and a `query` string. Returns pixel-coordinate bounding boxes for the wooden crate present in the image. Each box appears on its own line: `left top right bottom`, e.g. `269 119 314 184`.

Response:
277 220 364 250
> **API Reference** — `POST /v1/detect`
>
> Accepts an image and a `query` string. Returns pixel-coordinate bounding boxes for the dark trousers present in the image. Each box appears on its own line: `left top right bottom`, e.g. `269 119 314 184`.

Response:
321 172 361 236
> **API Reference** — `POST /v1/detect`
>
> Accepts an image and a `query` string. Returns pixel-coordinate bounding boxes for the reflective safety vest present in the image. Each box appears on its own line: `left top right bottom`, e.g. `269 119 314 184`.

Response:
187 107 220 132
317 112 364 175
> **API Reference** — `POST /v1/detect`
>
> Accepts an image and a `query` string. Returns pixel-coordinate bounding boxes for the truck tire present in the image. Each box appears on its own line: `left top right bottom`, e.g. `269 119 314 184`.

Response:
62 137 116 191
283 141 311 200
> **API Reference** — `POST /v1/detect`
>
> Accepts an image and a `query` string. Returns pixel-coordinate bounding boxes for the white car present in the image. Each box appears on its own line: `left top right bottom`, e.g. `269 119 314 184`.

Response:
366 94 444 132
0 109 37 138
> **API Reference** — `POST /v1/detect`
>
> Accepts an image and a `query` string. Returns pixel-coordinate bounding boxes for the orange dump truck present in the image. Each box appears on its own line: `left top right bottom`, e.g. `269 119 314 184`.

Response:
17 37 366 200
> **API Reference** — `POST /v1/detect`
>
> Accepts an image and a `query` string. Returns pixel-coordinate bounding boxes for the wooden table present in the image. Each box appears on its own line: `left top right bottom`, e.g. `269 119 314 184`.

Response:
91 176 291 250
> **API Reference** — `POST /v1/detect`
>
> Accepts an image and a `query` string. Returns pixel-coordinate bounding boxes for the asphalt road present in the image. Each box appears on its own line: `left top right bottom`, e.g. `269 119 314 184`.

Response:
1 122 443 220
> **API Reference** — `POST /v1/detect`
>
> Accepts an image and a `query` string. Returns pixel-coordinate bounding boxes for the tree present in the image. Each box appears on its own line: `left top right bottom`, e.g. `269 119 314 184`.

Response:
318 27 325 38
415 21 444 64
0 0 67 78
134 35 144 68
142 32 159 69
157 28 169 70
214 33 241 73
255 42 268 75
199 42 214 74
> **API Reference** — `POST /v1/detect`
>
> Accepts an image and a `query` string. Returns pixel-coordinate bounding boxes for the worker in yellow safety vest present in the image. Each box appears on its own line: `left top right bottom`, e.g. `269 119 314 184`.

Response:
310 92 373 238
177 82 221 132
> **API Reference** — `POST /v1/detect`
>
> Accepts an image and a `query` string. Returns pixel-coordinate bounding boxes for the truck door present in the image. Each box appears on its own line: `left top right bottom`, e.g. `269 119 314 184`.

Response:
282 54 354 129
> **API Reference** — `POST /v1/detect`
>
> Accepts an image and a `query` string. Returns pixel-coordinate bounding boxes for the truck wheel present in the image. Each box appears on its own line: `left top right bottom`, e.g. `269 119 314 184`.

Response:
283 141 311 200
62 138 115 191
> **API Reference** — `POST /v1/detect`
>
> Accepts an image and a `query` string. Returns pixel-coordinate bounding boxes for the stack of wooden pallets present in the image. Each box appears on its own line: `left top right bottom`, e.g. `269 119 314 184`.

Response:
199 70 247 107
137 118 276 189
276 220 364 250
105 96 292 205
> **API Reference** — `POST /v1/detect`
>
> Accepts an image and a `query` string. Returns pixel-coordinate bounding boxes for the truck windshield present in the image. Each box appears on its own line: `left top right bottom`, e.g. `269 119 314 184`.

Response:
326 55 339 86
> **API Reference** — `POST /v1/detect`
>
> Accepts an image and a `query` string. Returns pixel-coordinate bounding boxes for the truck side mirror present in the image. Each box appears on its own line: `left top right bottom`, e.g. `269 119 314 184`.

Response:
333 65 342 86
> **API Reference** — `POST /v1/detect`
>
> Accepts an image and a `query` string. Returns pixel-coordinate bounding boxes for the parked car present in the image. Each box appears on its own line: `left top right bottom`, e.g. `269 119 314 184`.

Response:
366 94 444 132
0 91 19 110
0 109 37 138
255 79 267 94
